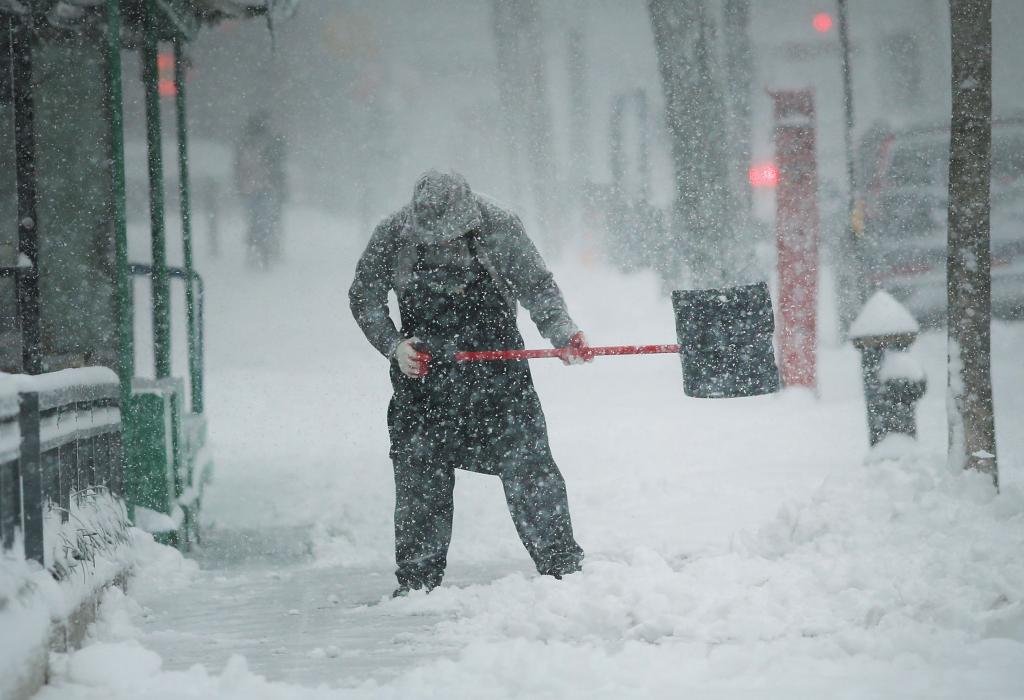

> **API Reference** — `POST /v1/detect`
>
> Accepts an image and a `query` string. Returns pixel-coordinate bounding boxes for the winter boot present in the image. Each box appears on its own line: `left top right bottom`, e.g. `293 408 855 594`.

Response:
392 582 436 598
537 549 584 579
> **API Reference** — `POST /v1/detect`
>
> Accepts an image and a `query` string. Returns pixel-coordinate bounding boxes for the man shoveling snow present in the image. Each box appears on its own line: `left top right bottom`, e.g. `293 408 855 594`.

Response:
349 170 589 596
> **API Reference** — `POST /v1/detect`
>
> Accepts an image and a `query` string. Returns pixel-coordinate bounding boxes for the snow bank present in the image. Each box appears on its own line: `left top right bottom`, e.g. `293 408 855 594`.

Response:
0 369 132 698
0 525 181 699
36 447 1024 699
64 639 163 688
0 551 51 698
42 207 1018 698
0 494 135 698
2 527 196 692
363 447 1024 694
134 505 184 534
349 455 1014 695
126 528 200 600
44 491 131 603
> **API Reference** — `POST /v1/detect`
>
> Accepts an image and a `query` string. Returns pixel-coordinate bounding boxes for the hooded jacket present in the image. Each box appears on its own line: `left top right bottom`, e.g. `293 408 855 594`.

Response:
349 174 579 359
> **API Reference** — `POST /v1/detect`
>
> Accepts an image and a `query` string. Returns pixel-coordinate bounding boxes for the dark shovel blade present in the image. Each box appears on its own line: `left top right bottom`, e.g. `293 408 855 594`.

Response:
671 282 780 398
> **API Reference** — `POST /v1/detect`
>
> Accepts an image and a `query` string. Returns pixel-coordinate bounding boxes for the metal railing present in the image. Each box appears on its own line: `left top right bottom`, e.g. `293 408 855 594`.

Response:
128 263 205 415
0 369 123 569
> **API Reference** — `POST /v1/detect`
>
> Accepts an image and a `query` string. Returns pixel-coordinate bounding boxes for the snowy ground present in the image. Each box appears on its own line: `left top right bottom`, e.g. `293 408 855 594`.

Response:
34 207 1024 699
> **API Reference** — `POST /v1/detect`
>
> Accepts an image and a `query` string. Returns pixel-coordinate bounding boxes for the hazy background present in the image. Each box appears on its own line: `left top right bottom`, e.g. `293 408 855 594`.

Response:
115 0 1024 247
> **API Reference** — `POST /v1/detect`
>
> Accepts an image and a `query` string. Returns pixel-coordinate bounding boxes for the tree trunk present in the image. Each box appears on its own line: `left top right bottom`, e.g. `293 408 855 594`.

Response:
947 0 997 486
566 27 590 200
492 0 557 252
648 0 737 289
722 0 753 214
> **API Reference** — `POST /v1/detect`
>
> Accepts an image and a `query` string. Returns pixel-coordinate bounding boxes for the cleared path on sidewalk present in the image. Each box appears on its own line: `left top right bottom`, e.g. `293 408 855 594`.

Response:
135 526 535 687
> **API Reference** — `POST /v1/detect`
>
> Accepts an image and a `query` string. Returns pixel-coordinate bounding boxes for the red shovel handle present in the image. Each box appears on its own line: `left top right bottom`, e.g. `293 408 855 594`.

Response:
454 344 680 362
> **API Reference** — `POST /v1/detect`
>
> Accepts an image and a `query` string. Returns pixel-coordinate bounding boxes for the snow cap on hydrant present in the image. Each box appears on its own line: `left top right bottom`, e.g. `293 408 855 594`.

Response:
849 290 920 341
848 290 926 448
410 170 483 245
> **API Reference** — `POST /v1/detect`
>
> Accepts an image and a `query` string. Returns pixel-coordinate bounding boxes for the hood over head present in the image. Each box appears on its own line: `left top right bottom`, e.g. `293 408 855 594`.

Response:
410 170 482 245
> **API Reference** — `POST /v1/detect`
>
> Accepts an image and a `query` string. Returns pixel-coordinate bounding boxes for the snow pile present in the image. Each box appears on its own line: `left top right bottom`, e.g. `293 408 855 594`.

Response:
125 528 200 599
45 489 131 590
369 443 1024 696
0 551 50 698
1 368 136 698
41 647 335 700
35 445 1024 699
133 505 184 535
0 528 187 699
44 207 1015 698
848 290 921 339
3 492 134 624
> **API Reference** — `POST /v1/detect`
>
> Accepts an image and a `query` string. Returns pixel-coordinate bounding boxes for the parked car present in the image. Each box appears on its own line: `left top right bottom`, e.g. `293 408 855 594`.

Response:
856 119 1024 323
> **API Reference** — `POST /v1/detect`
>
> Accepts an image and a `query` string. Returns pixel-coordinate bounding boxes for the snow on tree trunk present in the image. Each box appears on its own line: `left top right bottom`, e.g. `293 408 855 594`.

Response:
947 0 998 487
648 0 738 290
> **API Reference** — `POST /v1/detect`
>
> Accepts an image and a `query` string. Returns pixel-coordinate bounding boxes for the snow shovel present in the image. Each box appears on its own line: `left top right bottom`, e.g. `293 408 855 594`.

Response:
455 281 780 399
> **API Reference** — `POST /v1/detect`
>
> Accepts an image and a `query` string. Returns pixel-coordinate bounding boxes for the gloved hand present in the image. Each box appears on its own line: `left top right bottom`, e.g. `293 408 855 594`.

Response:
561 331 593 366
393 337 431 377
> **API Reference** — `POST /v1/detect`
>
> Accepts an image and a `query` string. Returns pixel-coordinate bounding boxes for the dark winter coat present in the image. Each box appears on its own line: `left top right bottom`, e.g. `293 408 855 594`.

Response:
350 175 578 475
348 195 579 359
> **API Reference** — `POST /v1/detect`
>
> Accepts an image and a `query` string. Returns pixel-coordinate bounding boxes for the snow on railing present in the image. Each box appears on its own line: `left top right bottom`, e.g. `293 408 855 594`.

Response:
1 367 133 700
0 368 129 580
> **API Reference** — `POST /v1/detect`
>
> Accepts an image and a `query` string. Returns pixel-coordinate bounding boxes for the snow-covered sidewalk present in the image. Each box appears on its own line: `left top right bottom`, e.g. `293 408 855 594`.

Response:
33 208 1024 699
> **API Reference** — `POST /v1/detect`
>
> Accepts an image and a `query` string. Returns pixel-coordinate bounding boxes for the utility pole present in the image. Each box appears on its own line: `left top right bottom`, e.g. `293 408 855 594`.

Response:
836 0 865 333
141 0 171 379
837 0 856 230
947 0 997 487
105 0 135 407
10 10 42 375
648 0 736 289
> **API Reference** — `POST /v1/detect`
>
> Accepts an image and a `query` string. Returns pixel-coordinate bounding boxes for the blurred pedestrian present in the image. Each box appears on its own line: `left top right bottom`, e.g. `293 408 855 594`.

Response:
350 170 590 596
234 111 287 268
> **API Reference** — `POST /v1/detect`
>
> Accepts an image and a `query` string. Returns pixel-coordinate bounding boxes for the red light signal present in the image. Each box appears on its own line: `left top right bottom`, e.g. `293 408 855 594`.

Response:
812 12 834 33
155 51 194 97
748 163 780 188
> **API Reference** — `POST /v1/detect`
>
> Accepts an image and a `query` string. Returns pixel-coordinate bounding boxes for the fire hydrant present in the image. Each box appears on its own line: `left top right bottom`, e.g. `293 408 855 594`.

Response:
848 291 927 446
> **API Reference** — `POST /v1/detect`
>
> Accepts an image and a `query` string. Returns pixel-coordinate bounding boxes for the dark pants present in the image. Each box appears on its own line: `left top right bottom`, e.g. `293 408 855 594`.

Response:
244 192 283 268
388 251 583 588
392 437 583 589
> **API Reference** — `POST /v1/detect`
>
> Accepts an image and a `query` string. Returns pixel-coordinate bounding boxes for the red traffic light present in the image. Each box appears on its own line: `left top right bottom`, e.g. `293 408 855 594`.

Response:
158 78 177 97
748 162 779 188
812 12 834 33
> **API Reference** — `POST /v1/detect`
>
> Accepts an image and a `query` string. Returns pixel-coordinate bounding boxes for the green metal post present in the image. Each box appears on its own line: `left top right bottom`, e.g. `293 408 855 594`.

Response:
106 0 134 407
10 12 42 375
173 40 202 414
142 0 172 379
